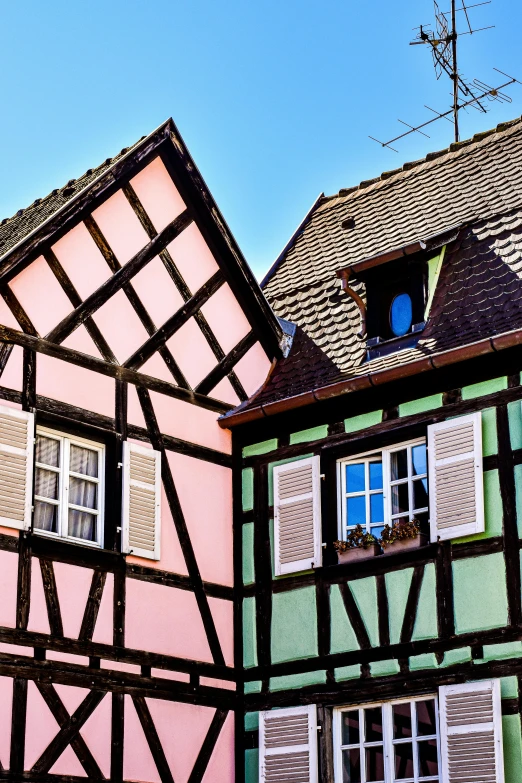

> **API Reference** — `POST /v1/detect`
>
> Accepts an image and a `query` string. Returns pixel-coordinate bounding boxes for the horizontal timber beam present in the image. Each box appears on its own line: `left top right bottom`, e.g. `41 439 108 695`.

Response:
0 325 231 414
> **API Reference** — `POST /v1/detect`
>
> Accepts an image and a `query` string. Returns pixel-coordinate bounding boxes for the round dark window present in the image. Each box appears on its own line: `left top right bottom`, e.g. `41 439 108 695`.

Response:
390 293 413 337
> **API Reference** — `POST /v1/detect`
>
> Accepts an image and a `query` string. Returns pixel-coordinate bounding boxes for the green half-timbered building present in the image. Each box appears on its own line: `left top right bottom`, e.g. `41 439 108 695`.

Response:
221 116 522 783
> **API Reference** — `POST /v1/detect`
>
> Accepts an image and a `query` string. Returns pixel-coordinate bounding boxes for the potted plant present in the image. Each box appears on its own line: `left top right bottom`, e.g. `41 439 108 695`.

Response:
334 525 381 564
379 518 428 552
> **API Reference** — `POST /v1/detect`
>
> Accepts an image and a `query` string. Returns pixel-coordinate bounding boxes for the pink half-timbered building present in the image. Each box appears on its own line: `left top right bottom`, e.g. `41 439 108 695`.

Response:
0 120 284 783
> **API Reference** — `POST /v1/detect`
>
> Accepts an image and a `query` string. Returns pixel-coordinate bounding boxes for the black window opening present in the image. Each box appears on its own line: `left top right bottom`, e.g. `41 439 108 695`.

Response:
363 255 431 359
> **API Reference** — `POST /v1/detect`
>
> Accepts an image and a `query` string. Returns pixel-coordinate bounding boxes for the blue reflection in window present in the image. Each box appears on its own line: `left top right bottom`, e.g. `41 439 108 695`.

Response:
347 496 366 525
346 463 365 493
370 493 384 523
390 293 413 337
369 461 383 490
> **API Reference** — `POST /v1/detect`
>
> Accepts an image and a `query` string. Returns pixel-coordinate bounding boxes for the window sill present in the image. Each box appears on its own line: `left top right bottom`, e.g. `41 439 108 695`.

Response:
28 532 121 569
336 534 429 565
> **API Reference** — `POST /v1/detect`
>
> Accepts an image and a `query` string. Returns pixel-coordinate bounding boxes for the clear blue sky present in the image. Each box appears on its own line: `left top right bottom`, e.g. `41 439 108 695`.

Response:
1 0 520 279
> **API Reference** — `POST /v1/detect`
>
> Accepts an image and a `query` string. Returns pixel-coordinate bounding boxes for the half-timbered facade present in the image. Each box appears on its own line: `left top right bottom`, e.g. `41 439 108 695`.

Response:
222 116 522 783
0 119 284 783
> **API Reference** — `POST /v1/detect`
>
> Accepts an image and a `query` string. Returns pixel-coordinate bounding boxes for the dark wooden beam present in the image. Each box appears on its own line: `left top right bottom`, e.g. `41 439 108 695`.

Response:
338 582 371 649
9 678 27 772
132 697 174 783
46 210 192 345
0 324 231 414
400 565 425 645
497 403 522 626
187 709 228 783
195 331 256 396
111 692 125 783
39 559 63 638
78 571 107 642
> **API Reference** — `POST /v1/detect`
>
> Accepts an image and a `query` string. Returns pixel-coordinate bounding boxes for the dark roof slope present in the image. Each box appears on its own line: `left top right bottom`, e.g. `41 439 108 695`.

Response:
252 117 522 406
0 137 146 259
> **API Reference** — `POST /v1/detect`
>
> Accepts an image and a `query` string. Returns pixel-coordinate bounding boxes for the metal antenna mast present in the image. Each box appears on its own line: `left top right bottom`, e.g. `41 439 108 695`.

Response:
369 0 521 151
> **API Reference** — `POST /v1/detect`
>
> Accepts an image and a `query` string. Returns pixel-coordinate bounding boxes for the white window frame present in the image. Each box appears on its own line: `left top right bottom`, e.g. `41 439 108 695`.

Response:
337 438 428 541
33 426 105 548
333 696 441 783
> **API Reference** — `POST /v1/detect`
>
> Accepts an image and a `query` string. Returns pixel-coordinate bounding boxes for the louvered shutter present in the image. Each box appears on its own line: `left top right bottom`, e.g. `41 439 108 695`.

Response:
259 705 318 783
439 680 504 783
0 405 34 531
122 441 161 560
428 412 484 542
273 456 322 576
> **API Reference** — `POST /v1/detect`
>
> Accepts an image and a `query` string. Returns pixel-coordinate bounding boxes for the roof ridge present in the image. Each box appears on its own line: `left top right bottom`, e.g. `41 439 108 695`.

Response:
321 115 522 205
0 137 147 227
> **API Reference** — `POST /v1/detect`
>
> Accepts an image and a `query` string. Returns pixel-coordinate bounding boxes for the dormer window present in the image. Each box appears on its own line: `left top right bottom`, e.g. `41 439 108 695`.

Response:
390 292 413 337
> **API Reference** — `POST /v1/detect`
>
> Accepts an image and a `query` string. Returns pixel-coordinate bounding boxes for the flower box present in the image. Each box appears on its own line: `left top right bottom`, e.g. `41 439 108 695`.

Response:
337 543 381 564
383 533 429 552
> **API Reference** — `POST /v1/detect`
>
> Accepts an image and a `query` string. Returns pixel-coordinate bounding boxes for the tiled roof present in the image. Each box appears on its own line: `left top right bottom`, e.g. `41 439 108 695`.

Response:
254 117 522 406
0 137 146 259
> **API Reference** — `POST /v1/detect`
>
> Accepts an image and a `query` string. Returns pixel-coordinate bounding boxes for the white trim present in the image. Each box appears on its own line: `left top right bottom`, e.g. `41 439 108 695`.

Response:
122 441 161 561
259 705 318 783
33 426 105 547
428 411 484 542
273 455 322 576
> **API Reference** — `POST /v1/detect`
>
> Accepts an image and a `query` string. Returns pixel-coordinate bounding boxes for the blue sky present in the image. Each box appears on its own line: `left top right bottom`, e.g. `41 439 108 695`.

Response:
1 0 520 279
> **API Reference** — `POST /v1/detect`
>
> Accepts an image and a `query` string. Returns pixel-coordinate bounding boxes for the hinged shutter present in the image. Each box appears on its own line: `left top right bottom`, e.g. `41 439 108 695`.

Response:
428 412 484 542
259 705 318 783
0 405 34 531
273 456 322 576
122 441 161 560
439 680 504 783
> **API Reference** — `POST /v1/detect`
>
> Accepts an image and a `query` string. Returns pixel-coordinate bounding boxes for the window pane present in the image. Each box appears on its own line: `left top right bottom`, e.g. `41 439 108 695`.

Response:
418 739 438 776
36 435 60 468
393 702 412 739
341 711 360 746
346 463 365 493
369 461 383 490
68 509 96 542
370 493 384 523
364 707 383 742
394 742 414 780
70 444 98 478
34 500 58 533
69 477 98 510
35 467 59 500
413 478 428 510
347 496 366 527
390 449 408 481
417 699 437 736
390 292 413 337
391 482 409 515
365 746 385 782
342 748 361 783
412 444 427 476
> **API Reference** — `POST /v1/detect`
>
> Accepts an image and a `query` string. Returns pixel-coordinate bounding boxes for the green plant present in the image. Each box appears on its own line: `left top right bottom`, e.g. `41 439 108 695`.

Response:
334 525 377 552
379 518 420 549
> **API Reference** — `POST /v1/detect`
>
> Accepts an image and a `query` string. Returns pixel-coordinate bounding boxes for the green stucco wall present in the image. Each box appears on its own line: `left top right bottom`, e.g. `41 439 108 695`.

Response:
243 439 278 458
243 522 255 584
242 468 254 512
289 424 328 445
330 584 360 653
461 376 508 400
412 563 438 641
271 586 318 663
453 553 508 634
385 567 414 645
502 714 522 783
344 410 382 433
243 597 257 668
398 394 443 417
349 577 379 648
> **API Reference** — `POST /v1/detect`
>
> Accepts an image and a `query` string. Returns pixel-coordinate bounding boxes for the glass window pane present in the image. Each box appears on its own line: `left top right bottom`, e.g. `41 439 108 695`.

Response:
394 742 414 781
390 449 408 481
390 292 413 337
370 493 384 523
69 477 98 510
393 702 412 739
34 500 58 533
70 444 98 478
365 746 385 782
412 444 427 476
413 478 429 510
341 711 360 746
347 495 366 527
418 739 439 776
369 461 383 490
36 435 60 468
35 467 59 500
391 482 409 515
364 707 383 742
417 699 437 736
68 509 96 542
342 748 361 783
346 463 365 493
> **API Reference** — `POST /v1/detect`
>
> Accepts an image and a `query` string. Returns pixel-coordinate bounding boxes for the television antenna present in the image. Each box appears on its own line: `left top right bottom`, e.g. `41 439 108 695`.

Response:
369 0 521 151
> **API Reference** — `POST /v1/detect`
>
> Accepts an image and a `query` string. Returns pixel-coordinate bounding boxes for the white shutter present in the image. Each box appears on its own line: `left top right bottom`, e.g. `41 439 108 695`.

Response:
259 705 318 783
0 405 34 531
428 412 484 542
273 456 322 576
439 680 504 783
122 441 161 560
